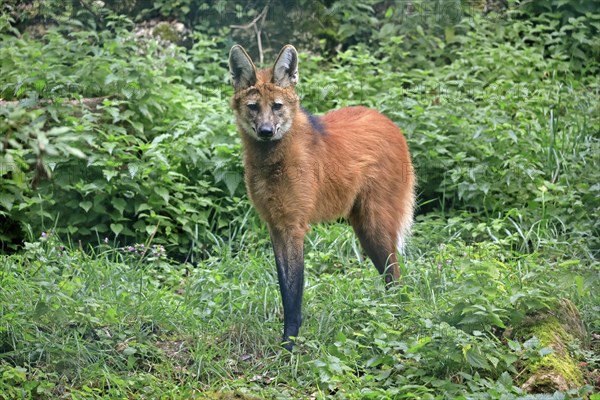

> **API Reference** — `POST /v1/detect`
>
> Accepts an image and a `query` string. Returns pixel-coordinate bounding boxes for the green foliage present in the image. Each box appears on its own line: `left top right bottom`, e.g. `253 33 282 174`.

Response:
516 0 600 73
1 16 248 256
0 106 90 248
2 0 598 257
0 232 597 398
0 2 599 396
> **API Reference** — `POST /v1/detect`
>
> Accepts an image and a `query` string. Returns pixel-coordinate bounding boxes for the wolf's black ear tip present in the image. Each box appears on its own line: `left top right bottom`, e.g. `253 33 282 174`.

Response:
229 44 246 56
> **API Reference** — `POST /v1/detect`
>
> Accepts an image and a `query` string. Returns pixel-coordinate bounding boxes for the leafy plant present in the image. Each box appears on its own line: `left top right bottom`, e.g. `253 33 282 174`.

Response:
0 16 249 257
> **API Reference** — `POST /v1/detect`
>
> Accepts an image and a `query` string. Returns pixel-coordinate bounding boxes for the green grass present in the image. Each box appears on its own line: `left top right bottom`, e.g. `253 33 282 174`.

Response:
1 3 599 398
1 219 598 399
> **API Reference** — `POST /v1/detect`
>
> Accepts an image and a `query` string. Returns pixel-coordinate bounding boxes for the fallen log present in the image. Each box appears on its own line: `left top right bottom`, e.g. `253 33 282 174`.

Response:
514 299 588 393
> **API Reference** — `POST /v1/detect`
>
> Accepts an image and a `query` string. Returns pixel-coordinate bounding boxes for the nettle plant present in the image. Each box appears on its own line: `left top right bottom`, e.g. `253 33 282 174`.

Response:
1 17 248 256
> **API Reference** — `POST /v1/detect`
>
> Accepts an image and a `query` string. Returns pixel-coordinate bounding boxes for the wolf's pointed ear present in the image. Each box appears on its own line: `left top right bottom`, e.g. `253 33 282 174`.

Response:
229 45 257 90
272 45 298 88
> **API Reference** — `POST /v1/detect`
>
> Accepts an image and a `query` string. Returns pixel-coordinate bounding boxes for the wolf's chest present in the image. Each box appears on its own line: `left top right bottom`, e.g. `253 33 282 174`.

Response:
244 161 317 225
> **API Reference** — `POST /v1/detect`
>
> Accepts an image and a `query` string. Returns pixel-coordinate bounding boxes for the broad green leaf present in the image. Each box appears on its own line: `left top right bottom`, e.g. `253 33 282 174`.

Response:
0 193 15 210
63 146 86 158
146 225 158 235
154 187 170 204
112 198 126 216
465 348 490 370
79 201 92 212
110 223 123 236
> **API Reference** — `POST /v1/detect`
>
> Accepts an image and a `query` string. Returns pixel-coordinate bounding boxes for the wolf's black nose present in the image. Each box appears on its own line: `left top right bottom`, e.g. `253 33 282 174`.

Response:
258 125 274 139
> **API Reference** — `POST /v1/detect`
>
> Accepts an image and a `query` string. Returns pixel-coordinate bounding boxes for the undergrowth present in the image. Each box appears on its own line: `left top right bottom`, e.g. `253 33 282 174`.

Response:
1 1 599 398
0 223 598 398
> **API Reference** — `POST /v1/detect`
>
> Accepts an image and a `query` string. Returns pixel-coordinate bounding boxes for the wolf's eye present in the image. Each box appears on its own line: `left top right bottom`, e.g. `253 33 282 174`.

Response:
272 103 283 111
247 103 259 112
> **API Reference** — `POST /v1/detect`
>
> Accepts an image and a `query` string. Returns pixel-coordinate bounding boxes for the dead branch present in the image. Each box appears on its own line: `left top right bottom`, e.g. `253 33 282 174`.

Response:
230 4 269 64
0 96 114 111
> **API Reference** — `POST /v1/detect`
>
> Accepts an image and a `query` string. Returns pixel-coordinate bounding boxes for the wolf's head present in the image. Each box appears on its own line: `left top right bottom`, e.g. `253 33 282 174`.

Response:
229 45 300 141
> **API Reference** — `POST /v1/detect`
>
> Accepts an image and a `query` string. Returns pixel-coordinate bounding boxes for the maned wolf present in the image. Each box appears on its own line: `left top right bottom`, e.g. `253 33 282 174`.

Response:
228 44 415 350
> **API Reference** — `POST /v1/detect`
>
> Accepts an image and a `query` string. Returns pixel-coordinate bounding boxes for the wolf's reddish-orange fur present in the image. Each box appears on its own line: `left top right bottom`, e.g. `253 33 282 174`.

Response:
229 45 415 349
233 75 415 275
